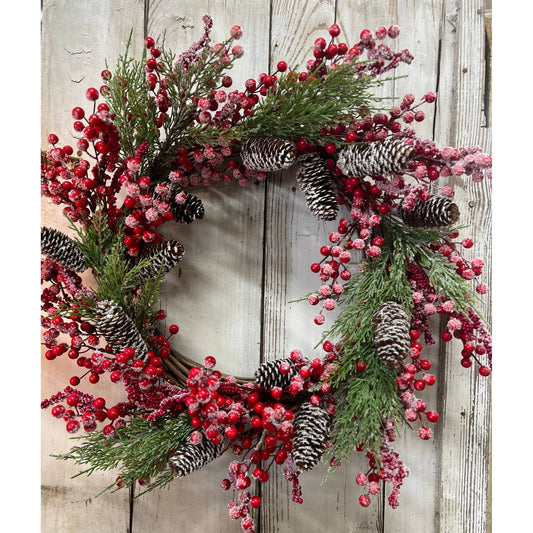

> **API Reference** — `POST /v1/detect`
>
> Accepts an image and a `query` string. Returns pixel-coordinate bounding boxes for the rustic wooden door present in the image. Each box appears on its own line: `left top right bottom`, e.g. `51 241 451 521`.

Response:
41 1 492 531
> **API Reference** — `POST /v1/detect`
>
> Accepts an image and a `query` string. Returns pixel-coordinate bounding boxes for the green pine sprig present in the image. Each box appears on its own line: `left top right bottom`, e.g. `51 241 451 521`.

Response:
321 215 487 466
53 415 192 497
67 212 166 333
238 62 380 144
105 31 242 180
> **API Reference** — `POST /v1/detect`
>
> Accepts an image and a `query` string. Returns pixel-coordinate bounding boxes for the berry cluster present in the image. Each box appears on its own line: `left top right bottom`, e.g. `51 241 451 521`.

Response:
179 351 336 530
41 83 123 228
354 418 410 509
41 315 182 436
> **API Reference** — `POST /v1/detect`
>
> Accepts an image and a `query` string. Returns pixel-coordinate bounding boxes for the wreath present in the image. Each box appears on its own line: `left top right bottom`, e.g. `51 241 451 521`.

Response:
41 17 492 530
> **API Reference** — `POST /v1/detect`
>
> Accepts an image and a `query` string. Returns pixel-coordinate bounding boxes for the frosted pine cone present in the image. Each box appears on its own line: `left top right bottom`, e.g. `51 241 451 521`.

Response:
240 138 297 172
337 138 415 177
153 180 205 224
169 438 223 477
171 193 205 224
136 240 185 281
295 153 339 221
254 359 297 390
398 196 460 227
95 300 149 360
292 403 330 471
372 302 411 367
40 227 87 272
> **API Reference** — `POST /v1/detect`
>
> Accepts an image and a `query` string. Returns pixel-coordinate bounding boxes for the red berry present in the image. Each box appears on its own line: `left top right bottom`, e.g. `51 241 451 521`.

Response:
225 426 238 439
346 131 357 143
419 359 431 370
51 405 65 418
93 397 106 409
479 365 491 377
66 394 79 406
413 380 425 391
359 494 371 507
250 496 262 508
48 134 59 145
85 87 99 101
314 37 327 50
426 411 440 423
107 407 119 421
72 107 85 120
356 360 366 372
329 24 341 37
66 420 80 434
277 61 287 72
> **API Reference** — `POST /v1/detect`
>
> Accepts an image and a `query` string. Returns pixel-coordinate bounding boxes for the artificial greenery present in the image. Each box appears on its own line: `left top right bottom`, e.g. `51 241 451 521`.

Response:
54 414 192 497
323 214 483 465
105 32 241 179
68 212 166 333
239 62 378 143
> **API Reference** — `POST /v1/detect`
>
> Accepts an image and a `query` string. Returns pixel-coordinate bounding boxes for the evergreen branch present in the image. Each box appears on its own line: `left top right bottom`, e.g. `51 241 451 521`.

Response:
105 33 156 162
238 62 380 142
68 212 123 273
328 350 402 466
53 415 192 495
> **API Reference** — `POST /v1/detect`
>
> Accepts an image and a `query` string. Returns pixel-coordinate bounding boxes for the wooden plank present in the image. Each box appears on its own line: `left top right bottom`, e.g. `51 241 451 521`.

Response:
379 2 443 531
261 2 384 532
433 1 492 532
132 2 271 532
41 2 146 532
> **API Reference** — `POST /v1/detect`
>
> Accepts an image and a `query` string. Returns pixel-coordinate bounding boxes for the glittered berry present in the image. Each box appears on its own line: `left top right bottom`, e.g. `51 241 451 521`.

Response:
66 420 80 434
359 494 371 507
85 87 99 101
250 496 262 508
479 365 491 377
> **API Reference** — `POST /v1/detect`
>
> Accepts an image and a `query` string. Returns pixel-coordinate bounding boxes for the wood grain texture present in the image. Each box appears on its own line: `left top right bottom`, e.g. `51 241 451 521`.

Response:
433 2 492 532
134 3 270 532
41 2 145 532
41 1 492 531
261 2 382 532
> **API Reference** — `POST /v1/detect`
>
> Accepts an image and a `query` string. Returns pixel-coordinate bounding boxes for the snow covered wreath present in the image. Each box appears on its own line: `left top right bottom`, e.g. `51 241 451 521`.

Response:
41 17 492 530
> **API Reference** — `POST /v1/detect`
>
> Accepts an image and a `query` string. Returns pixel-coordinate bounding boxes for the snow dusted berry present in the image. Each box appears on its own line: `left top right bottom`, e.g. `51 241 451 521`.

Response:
356 472 368 486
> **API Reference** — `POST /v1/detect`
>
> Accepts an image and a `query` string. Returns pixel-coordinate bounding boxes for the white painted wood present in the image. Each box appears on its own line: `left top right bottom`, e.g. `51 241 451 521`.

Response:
433 2 492 532
261 2 383 532
133 3 271 532
41 1 146 532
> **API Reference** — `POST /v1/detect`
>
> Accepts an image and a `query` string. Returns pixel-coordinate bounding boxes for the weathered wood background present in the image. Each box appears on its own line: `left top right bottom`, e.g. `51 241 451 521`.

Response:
41 1 492 532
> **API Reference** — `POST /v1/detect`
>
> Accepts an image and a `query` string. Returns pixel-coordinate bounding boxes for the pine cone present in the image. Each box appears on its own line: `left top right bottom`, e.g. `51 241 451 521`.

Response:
40 227 87 272
337 138 415 177
295 153 339 221
168 438 223 477
136 240 185 281
398 196 460 227
170 193 205 224
240 138 297 172
254 359 297 390
372 302 411 368
292 403 330 471
95 300 149 360
152 180 205 224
